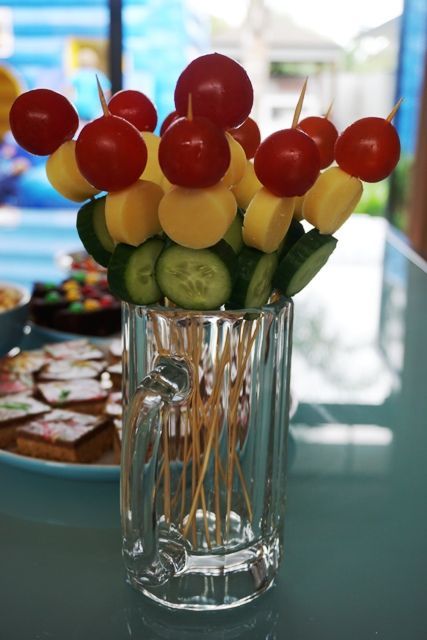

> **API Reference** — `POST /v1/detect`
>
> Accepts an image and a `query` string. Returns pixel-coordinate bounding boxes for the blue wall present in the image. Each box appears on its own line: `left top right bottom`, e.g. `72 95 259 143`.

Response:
395 0 427 155
0 0 209 207
5 0 208 127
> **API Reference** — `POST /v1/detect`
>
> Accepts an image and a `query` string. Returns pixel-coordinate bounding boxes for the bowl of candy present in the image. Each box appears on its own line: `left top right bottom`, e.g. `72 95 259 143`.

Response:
0 282 30 356
29 272 121 338
55 249 107 277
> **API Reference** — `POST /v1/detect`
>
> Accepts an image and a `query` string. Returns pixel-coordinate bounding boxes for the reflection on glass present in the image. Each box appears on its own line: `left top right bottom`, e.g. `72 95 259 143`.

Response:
293 217 396 405
290 423 393 477
124 595 279 639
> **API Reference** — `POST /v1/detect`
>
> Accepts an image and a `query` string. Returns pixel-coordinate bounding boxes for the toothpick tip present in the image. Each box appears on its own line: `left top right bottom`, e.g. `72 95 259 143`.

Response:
324 100 334 120
386 97 403 122
291 78 308 128
96 75 110 117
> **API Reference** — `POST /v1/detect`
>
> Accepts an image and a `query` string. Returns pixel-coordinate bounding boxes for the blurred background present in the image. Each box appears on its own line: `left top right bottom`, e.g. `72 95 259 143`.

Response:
0 0 425 234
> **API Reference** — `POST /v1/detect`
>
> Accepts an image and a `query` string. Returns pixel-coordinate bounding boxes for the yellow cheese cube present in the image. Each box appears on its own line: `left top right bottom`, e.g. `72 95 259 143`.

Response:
293 196 305 221
243 187 295 253
158 183 237 249
232 160 262 210
46 141 99 202
139 132 163 186
303 166 363 234
221 133 247 188
105 180 163 246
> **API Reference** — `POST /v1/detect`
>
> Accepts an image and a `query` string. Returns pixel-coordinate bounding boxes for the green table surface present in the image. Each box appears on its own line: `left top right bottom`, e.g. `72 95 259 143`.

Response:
1 215 426 640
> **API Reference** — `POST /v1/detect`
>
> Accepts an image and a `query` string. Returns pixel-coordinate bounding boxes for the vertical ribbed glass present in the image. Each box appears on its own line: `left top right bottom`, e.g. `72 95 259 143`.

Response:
121 297 293 610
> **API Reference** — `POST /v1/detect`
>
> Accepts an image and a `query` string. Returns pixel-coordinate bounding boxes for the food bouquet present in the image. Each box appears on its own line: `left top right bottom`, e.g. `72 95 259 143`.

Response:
9 53 401 609
9 53 400 313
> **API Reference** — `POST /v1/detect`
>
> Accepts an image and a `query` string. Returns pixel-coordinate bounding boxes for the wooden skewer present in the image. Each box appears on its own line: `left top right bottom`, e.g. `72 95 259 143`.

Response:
291 77 308 128
190 322 207 535
183 334 231 538
218 455 227 485
155 458 165 495
151 310 256 550
225 321 250 536
225 319 259 536
162 409 171 523
183 405 218 539
178 411 189 524
187 93 193 121
214 417 222 545
234 453 253 522
387 98 403 122
191 321 212 549
96 75 109 117
324 100 334 120
152 316 165 356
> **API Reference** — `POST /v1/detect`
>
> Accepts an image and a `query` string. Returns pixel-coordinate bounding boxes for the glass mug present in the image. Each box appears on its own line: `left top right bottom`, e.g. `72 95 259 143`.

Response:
121 297 293 610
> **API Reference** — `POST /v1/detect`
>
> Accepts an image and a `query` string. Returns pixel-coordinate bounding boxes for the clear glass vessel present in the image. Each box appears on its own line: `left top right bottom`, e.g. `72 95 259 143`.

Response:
121 297 293 610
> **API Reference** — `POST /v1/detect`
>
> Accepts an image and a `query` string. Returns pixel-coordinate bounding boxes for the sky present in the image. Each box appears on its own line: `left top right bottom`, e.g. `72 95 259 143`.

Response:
199 0 404 45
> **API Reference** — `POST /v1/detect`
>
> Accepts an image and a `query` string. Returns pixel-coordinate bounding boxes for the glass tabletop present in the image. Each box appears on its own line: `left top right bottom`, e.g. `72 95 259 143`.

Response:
1 215 426 639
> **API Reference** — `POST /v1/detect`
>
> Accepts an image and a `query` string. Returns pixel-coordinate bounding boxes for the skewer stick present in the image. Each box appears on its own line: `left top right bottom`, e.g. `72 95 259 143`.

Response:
324 101 334 120
183 335 231 538
291 78 308 128
225 321 249 536
226 319 259 536
162 410 171 522
387 98 403 122
155 458 165 495
187 93 193 121
234 453 253 521
191 320 212 549
214 417 222 545
96 75 109 117
178 412 189 524
188 318 211 549
182 407 217 538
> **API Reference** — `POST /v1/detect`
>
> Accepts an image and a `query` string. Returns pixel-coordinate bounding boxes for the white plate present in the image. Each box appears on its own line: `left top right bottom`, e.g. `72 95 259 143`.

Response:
26 321 119 346
0 446 119 481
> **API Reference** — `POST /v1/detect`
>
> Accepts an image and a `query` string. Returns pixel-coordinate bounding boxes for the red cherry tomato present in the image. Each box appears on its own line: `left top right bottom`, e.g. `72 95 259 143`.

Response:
75 115 147 192
160 110 180 136
174 53 253 129
159 116 230 188
228 117 261 159
108 90 157 132
9 88 79 156
254 129 321 197
297 116 338 169
335 117 400 182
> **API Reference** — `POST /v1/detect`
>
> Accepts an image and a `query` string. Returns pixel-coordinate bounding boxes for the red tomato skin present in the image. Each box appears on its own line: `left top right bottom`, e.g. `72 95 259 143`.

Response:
174 53 253 130
75 115 147 192
108 90 157 132
159 116 230 188
9 88 79 156
160 111 180 136
254 129 321 197
297 116 338 169
228 117 261 159
335 117 400 182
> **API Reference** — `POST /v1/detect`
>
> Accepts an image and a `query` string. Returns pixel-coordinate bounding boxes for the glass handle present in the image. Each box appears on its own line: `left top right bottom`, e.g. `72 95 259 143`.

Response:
121 355 192 587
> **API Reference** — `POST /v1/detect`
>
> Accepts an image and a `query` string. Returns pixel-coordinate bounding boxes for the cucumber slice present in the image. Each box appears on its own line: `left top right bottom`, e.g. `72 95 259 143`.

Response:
108 237 164 305
273 229 337 297
156 241 237 310
277 218 305 259
77 196 114 268
223 215 243 254
229 246 278 308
